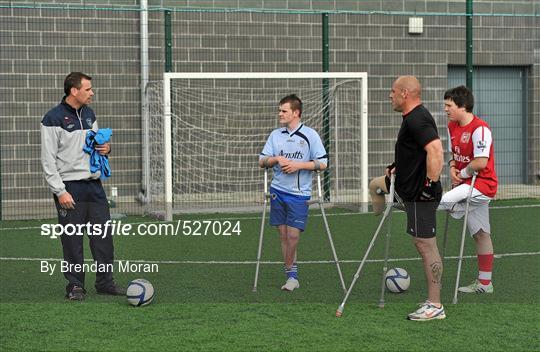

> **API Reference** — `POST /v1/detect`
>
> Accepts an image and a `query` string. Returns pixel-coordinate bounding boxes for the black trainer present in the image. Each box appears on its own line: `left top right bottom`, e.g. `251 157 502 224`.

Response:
96 282 125 296
66 285 85 301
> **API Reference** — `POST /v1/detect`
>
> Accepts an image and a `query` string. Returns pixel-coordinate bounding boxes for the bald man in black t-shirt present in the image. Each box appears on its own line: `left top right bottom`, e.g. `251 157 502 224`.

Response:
370 76 445 321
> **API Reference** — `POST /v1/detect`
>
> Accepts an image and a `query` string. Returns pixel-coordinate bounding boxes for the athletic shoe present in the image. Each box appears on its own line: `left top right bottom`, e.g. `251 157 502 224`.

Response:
96 282 125 296
281 278 300 291
407 301 446 321
66 285 85 301
458 279 493 294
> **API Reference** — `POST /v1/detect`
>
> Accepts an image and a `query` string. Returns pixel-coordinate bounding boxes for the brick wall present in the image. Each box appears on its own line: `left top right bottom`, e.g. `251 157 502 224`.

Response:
0 0 539 218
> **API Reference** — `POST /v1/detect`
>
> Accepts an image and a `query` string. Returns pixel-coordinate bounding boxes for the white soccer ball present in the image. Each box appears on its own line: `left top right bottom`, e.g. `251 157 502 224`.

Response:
126 279 155 307
385 267 410 293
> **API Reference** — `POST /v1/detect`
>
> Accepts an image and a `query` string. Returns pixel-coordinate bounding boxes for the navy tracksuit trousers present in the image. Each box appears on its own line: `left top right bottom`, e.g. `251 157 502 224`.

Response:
54 179 115 293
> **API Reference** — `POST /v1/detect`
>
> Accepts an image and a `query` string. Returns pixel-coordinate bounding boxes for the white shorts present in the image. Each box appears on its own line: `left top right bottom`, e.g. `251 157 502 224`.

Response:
439 183 492 237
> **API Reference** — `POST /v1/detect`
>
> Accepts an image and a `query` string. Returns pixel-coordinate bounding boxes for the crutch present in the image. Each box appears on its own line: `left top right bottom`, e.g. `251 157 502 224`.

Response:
442 174 458 262
377 180 396 308
252 168 270 292
452 173 478 304
308 171 347 294
441 160 454 262
336 174 396 317
441 210 451 262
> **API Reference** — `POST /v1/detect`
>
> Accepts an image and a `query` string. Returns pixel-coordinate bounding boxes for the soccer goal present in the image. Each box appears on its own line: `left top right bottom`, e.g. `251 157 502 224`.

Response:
144 72 368 221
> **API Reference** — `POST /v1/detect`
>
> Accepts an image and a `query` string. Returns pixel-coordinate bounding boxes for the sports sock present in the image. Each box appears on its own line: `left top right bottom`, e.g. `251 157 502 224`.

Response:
285 263 298 279
478 254 493 285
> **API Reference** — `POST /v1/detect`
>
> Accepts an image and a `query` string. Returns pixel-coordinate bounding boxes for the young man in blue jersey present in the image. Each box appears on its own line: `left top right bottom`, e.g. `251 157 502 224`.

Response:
259 94 328 291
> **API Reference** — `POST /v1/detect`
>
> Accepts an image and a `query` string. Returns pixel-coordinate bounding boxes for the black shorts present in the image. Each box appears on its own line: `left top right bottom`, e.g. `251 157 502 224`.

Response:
403 201 438 238
385 176 440 238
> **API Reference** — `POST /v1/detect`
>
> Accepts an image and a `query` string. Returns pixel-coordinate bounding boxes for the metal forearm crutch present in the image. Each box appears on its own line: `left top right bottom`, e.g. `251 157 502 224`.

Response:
441 210 451 263
377 180 396 309
308 171 347 294
442 171 459 263
452 173 478 304
252 168 270 292
442 183 456 264
336 174 396 317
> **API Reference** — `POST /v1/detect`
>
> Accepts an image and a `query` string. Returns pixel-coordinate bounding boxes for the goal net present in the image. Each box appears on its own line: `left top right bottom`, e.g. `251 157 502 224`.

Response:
145 72 368 221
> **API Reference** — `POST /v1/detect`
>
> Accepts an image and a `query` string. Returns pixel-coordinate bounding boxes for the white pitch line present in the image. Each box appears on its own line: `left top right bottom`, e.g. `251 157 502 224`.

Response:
1 203 539 232
0 251 538 265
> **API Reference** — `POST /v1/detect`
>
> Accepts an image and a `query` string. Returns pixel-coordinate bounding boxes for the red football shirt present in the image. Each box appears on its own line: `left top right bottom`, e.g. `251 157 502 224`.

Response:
448 115 498 198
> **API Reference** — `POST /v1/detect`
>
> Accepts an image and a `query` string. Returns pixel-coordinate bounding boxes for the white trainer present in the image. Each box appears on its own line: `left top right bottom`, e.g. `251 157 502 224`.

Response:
458 279 493 294
407 301 446 321
281 278 300 291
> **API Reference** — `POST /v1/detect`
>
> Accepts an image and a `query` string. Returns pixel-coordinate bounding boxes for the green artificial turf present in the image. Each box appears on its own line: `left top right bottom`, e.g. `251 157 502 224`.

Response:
1 200 539 351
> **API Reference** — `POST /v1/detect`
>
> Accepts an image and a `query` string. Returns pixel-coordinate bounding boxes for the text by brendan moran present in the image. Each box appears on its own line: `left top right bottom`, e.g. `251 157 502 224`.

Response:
40 260 159 276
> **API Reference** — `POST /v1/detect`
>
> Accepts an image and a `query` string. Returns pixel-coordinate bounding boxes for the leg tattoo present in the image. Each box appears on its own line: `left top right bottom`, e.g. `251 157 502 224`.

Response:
430 261 443 285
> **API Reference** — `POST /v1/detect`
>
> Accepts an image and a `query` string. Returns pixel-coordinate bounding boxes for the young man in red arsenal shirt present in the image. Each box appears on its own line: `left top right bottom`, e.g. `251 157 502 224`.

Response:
440 85 498 294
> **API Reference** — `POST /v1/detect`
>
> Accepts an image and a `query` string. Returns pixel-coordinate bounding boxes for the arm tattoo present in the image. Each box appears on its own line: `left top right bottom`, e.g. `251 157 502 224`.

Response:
430 261 443 285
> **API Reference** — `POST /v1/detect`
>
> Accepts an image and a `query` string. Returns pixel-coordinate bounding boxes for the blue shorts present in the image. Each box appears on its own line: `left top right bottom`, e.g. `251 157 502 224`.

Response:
269 187 310 231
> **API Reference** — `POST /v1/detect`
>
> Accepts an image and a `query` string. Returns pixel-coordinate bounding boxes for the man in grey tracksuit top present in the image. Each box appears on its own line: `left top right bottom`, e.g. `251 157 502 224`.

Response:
41 72 123 300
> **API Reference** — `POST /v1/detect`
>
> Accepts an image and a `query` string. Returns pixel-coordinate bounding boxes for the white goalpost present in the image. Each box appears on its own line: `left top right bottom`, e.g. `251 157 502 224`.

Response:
148 72 368 221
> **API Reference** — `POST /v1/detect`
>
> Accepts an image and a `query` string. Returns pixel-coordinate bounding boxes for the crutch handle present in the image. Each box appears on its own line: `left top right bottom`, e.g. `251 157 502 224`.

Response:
464 173 478 204
307 170 323 205
387 174 396 205
315 170 322 198
307 171 323 205
263 168 268 194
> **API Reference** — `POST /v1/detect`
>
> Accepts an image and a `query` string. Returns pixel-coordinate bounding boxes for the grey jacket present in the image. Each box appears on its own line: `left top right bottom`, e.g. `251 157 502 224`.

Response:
41 98 101 196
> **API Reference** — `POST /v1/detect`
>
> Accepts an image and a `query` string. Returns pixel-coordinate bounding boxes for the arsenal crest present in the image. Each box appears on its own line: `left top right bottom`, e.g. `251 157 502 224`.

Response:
460 132 471 143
